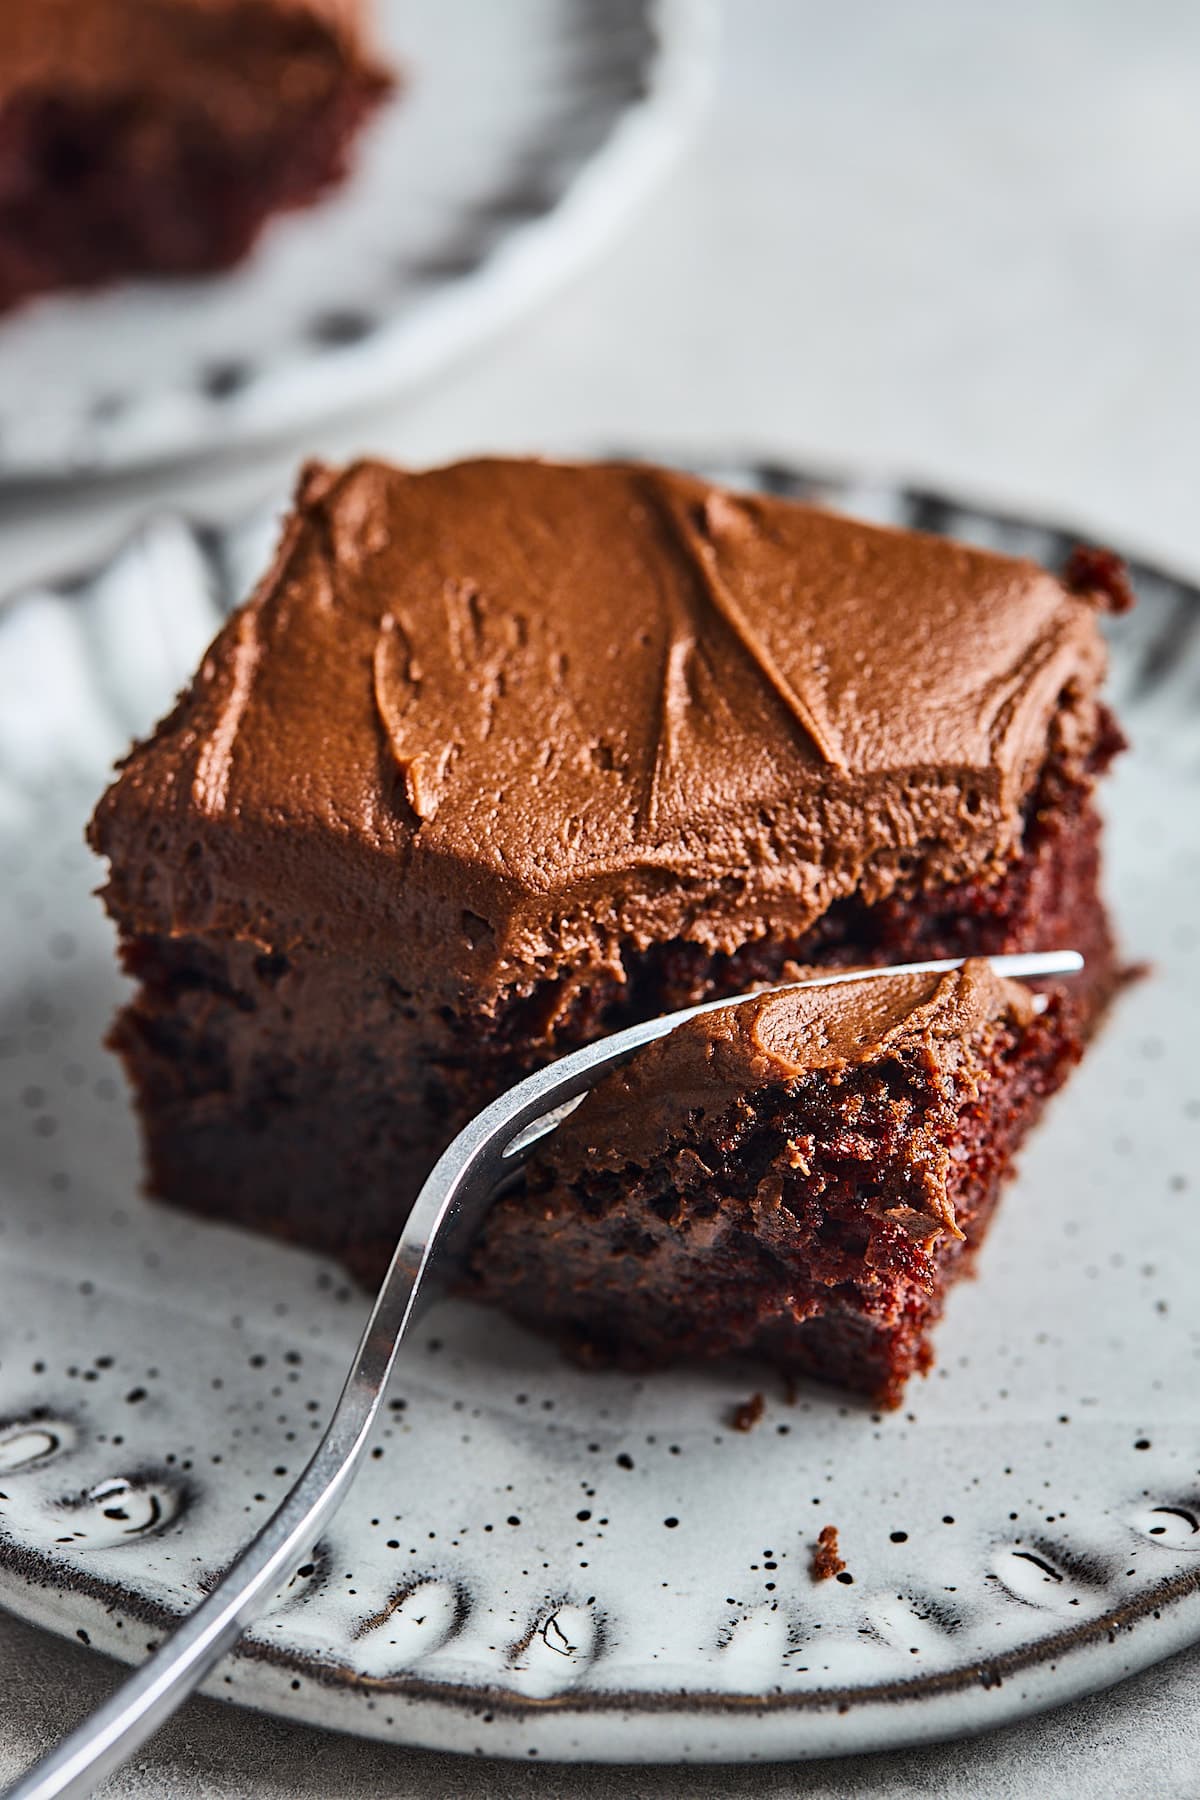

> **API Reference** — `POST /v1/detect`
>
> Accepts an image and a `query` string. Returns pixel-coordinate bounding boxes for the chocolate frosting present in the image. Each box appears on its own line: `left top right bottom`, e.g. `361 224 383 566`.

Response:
534 960 1036 1241
90 458 1110 1009
547 960 1036 1164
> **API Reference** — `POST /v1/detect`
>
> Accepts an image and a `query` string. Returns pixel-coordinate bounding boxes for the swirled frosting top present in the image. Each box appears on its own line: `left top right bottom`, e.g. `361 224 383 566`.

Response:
91 458 1111 1006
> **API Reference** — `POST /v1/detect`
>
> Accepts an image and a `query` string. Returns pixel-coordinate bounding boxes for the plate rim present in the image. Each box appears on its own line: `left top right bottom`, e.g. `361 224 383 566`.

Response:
0 0 715 483
3 1526 1199 1720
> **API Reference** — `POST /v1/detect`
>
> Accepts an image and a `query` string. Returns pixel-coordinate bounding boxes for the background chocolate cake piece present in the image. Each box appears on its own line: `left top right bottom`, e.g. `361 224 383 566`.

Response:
0 0 393 312
87 456 1124 1287
471 962 1079 1407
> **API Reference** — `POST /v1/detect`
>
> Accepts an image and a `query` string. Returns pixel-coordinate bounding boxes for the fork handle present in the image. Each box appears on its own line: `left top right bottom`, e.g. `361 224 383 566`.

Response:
1 1008 590 1799
2 1243 433 1800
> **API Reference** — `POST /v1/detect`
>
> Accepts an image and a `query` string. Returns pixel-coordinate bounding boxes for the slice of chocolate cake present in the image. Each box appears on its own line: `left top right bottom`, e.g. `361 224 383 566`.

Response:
88 457 1125 1290
0 0 392 312
470 961 1078 1407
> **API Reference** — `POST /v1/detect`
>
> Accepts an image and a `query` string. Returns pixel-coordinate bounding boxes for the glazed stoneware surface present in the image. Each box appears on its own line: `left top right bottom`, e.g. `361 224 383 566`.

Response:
0 467 1196 1762
0 0 707 479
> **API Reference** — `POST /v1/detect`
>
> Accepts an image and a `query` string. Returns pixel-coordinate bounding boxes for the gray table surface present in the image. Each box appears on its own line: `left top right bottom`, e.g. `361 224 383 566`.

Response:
3 1 1199 1793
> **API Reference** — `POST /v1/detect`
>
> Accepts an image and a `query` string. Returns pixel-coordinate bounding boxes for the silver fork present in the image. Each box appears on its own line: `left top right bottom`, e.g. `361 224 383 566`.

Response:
4 950 1082 1800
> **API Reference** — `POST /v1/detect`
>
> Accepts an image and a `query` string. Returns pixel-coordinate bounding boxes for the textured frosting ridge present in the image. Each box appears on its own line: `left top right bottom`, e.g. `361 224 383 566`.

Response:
90 458 1111 1005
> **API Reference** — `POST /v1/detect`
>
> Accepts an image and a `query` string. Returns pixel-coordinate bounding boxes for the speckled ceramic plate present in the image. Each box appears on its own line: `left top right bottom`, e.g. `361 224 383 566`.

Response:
0 464 1197 1764
0 0 709 481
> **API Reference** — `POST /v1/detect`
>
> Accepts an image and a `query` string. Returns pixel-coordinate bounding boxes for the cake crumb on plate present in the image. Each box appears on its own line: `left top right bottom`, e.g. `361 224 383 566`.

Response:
811 1525 845 1582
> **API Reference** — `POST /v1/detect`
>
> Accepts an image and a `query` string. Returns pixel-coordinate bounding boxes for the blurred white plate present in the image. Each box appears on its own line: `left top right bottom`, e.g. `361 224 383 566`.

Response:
0 0 709 481
0 464 1198 1762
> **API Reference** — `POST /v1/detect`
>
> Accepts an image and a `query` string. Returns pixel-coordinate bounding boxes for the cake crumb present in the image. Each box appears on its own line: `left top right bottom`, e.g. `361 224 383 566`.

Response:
811 1524 845 1582
731 1392 765 1432
1063 544 1136 614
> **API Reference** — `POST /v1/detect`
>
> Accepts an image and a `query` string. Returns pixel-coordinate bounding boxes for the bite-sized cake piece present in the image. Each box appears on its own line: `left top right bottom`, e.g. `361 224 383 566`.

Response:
0 0 392 311
88 457 1126 1288
472 961 1078 1406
